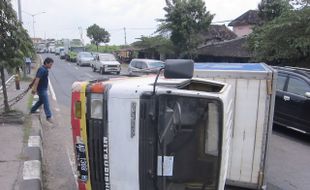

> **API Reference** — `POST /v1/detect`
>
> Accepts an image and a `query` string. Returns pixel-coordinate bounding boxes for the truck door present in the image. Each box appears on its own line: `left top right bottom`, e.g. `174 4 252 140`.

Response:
139 94 223 190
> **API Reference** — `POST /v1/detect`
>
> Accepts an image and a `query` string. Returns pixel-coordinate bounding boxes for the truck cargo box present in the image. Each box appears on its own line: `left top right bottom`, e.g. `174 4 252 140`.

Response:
194 63 277 189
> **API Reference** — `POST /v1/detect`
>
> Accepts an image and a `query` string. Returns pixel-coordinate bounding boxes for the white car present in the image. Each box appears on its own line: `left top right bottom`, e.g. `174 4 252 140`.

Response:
76 52 93 66
92 53 121 74
128 59 165 75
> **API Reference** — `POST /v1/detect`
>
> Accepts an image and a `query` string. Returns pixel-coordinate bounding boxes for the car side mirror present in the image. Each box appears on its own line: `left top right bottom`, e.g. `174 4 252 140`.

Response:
305 92 310 98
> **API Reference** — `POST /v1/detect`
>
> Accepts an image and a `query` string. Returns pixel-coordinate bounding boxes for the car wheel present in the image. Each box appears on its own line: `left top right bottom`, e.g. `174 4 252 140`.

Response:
100 67 104 75
116 71 120 75
93 67 96 72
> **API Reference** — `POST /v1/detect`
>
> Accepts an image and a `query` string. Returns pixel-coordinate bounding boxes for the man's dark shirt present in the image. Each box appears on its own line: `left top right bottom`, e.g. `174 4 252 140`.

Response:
36 65 49 92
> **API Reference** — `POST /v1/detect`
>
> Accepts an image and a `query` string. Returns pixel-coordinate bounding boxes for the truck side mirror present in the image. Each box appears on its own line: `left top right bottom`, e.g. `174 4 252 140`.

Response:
164 59 194 79
305 92 310 98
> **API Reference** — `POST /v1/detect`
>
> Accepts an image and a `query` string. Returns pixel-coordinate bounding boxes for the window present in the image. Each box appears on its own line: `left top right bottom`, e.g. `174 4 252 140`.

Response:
141 62 147 69
287 77 310 96
277 75 287 90
136 62 143 69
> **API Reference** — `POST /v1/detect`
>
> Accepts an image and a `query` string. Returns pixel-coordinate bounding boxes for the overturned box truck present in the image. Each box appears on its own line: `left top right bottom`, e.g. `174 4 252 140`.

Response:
194 63 277 189
71 60 276 190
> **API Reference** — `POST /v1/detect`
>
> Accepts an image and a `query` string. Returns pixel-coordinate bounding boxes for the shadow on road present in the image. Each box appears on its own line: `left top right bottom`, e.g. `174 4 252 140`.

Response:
272 124 310 144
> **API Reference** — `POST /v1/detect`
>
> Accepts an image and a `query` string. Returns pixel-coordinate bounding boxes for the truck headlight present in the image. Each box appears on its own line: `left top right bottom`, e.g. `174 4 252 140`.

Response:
90 93 103 119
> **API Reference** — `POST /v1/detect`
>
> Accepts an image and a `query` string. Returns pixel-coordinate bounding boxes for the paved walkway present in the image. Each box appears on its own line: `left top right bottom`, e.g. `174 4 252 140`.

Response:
0 61 40 190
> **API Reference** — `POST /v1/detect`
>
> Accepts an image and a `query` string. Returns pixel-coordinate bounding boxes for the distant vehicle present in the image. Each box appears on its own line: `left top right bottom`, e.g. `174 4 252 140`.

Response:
76 52 94 66
36 43 47 53
273 66 310 134
128 59 165 75
48 45 56 53
64 39 85 62
92 53 121 74
60 50 66 59
55 47 64 55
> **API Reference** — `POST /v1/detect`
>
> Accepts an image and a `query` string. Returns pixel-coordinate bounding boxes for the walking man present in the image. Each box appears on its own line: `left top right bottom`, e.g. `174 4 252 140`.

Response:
30 57 54 123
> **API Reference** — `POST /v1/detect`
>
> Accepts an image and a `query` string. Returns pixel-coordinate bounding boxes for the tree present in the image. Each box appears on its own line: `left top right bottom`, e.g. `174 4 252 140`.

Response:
258 0 292 22
248 7 310 66
132 35 175 59
157 0 214 58
86 24 110 51
0 0 34 112
290 0 310 8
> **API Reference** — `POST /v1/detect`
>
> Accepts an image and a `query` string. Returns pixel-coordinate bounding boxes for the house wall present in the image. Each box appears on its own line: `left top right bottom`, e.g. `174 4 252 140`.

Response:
233 25 254 37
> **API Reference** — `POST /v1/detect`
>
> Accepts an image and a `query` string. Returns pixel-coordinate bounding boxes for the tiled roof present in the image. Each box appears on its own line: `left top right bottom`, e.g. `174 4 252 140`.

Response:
228 10 262 26
200 25 237 45
197 37 251 58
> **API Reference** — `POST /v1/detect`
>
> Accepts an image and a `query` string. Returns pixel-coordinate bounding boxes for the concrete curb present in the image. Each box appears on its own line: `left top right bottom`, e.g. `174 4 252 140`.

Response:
20 95 43 190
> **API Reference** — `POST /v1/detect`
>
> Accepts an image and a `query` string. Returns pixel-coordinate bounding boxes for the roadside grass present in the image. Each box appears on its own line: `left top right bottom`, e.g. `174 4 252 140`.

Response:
23 94 34 144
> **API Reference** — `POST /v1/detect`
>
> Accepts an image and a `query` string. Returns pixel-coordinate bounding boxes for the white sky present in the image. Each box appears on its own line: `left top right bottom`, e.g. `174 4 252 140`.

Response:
12 0 261 45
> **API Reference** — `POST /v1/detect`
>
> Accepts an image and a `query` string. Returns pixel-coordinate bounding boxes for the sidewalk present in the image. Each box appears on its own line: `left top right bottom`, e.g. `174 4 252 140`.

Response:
0 59 43 190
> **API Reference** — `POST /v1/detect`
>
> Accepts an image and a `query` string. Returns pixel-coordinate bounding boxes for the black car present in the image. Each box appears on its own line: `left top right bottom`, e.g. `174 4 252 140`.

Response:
273 66 310 134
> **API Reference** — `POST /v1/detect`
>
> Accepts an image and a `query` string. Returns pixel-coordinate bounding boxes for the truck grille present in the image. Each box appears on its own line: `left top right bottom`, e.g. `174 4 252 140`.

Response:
87 119 105 190
107 65 118 68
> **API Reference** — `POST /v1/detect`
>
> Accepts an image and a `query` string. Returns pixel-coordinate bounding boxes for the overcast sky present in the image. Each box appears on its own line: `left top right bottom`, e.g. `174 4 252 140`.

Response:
12 0 261 45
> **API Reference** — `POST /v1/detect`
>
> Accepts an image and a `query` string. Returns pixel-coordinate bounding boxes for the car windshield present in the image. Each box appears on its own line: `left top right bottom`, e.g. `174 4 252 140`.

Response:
99 54 116 61
80 52 93 58
148 61 164 68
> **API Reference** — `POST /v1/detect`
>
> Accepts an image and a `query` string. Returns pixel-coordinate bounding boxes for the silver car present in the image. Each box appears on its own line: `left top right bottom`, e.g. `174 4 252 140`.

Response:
92 53 121 74
76 52 93 66
128 59 165 75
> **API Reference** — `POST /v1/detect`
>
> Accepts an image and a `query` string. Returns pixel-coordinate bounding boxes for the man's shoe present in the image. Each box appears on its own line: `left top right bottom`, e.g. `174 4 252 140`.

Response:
46 117 55 124
30 110 40 114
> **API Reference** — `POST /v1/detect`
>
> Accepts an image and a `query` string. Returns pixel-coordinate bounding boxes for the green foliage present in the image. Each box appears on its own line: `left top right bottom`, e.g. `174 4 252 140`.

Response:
85 44 120 53
157 0 214 57
0 0 34 112
290 0 310 8
132 35 175 56
86 24 110 51
258 0 292 22
0 1 34 70
248 7 310 66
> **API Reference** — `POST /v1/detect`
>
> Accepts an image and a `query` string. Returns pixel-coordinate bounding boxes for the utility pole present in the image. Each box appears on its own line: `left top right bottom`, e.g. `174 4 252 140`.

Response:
78 27 84 45
123 27 127 45
17 0 22 22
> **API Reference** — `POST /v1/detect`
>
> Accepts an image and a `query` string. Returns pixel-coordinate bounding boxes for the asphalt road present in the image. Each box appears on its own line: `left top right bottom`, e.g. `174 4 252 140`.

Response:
40 53 310 190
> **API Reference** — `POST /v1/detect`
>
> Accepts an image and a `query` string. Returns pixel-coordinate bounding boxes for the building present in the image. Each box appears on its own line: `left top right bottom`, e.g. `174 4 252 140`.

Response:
228 10 262 37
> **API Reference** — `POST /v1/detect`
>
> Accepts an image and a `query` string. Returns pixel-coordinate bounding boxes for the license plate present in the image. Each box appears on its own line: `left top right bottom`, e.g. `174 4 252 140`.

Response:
76 143 88 182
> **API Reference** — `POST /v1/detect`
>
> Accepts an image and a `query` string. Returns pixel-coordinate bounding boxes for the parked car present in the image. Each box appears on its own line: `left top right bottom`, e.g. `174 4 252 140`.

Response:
76 52 93 66
273 66 310 134
92 53 121 74
128 59 165 74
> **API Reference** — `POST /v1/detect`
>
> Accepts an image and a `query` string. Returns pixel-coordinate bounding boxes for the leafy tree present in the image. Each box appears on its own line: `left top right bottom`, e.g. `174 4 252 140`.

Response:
248 7 310 66
85 44 120 53
290 0 310 8
132 35 175 58
0 0 34 112
258 0 292 22
86 24 110 51
157 0 214 58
